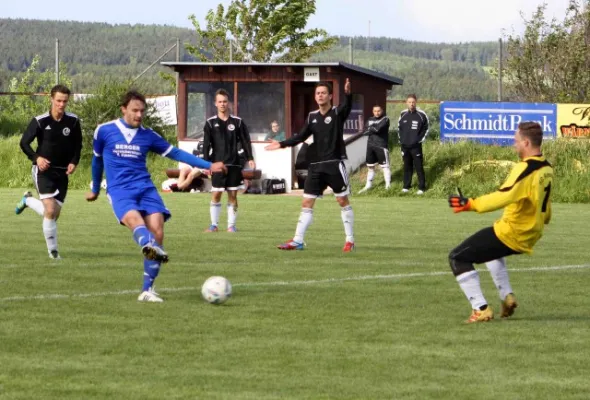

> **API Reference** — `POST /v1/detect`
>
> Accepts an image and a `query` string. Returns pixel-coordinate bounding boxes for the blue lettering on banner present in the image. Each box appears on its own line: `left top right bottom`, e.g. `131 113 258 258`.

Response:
440 101 557 145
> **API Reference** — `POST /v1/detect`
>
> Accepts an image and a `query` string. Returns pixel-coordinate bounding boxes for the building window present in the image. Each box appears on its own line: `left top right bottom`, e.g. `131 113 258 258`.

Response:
237 83 285 141
187 82 234 139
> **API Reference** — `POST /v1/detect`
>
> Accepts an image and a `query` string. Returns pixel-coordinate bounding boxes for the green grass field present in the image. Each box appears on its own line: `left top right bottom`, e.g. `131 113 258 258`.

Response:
1 189 589 399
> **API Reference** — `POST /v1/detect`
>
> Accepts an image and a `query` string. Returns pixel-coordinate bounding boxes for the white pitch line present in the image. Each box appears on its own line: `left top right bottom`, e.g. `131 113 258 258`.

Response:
1 264 589 303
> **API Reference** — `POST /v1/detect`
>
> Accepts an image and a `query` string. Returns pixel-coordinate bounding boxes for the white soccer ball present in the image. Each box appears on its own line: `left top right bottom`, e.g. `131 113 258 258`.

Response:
201 276 232 305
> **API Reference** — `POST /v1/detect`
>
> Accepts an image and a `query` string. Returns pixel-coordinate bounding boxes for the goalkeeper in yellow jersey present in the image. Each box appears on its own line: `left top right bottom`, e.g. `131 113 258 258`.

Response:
448 122 553 323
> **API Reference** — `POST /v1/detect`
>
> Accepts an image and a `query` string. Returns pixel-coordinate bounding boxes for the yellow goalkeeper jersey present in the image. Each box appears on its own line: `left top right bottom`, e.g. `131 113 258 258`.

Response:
471 155 553 254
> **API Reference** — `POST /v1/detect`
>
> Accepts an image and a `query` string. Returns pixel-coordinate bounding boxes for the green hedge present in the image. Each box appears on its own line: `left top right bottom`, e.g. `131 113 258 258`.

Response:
2 135 590 203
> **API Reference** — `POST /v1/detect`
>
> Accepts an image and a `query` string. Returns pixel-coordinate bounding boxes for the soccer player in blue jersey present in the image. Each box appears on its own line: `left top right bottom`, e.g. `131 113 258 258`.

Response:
85 90 226 303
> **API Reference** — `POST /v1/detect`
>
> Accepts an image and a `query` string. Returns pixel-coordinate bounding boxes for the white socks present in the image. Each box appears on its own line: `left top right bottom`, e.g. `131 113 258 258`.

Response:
383 166 391 188
227 204 237 229
210 202 221 226
294 208 313 243
456 270 487 310
43 217 58 253
341 205 354 243
365 168 375 188
26 197 45 216
485 258 513 300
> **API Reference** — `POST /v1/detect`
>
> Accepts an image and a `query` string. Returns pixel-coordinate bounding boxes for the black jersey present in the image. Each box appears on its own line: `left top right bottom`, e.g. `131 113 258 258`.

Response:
203 115 253 166
398 108 429 147
20 111 83 168
280 94 352 164
364 115 390 148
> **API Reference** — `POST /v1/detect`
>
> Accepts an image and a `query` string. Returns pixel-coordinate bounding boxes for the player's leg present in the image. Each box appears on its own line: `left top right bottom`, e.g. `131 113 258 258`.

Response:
16 166 45 216
359 147 376 193
449 227 518 323
401 147 413 192
138 212 166 302
377 147 391 189
109 188 167 263
33 168 67 259
135 187 171 264
330 161 355 252
42 197 61 259
278 165 321 250
207 172 225 232
412 144 426 194
485 258 518 317
226 166 243 232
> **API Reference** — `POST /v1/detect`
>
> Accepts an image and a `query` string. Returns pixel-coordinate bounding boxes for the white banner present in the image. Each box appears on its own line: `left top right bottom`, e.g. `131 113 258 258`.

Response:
147 95 177 126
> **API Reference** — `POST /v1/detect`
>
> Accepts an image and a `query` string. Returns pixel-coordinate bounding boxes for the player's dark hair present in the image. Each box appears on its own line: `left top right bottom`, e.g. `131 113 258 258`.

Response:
373 104 383 109
120 90 146 107
407 94 417 101
215 88 230 100
518 121 543 147
315 81 333 94
50 84 71 98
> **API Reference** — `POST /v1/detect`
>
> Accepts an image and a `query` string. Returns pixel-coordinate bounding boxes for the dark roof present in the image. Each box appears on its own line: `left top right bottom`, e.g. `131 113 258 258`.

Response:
161 61 403 85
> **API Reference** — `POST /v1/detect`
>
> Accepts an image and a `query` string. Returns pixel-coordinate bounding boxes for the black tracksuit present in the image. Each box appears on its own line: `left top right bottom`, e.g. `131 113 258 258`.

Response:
398 108 429 191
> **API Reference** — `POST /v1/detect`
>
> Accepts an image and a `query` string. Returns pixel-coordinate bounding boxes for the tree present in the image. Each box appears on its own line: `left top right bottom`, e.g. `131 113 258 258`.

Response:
186 0 337 62
500 0 590 102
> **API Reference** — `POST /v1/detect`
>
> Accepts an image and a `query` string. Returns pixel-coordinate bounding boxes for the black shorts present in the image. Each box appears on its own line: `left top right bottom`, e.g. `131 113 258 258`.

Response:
366 145 389 167
304 160 349 198
211 165 243 191
449 226 520 265
32 165 68 204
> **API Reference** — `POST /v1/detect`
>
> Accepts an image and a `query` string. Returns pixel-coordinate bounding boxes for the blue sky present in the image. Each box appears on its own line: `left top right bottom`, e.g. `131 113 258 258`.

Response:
3 0 571 43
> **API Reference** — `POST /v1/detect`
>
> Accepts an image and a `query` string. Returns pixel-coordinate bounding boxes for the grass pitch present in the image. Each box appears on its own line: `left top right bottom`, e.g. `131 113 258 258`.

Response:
1 189 589 399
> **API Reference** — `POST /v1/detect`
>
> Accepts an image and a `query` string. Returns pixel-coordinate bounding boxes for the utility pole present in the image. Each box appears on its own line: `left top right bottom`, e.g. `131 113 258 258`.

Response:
55 38 59 85
498 38 503 102
367 20 371 52
349 38 353 64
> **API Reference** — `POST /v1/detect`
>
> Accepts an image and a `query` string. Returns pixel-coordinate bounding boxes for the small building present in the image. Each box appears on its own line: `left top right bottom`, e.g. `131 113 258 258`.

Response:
162 61 403 191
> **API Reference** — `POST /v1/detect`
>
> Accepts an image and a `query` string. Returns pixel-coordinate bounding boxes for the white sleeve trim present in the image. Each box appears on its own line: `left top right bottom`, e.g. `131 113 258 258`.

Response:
160 145 173 157
93 151 102 157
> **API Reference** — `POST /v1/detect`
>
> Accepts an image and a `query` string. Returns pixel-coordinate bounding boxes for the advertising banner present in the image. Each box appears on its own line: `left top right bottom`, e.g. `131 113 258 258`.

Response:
556 104 590 138
440 101 557 145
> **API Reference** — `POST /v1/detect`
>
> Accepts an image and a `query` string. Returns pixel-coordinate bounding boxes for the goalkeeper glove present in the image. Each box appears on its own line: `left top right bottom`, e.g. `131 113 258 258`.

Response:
448 187 473 213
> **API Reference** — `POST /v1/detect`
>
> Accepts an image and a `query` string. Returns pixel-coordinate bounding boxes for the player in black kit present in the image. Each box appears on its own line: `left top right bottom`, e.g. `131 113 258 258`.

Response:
15 84 83 259
358 105 391 193
265 79 355 252
203 88 255 233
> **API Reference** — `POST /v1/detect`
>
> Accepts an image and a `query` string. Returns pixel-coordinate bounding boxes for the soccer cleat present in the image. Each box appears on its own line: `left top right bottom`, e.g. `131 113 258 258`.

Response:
501 293 518 318
343 241 355 252
401 188 410 193
417 190 425 195
465 306 494 323
15 191 32 215
48 250 61 260
205 224 219 232
148 286 160 296
227 226 238 233
277 239 305 250
138 290 164 303
142 243 169 263
358 186 371 194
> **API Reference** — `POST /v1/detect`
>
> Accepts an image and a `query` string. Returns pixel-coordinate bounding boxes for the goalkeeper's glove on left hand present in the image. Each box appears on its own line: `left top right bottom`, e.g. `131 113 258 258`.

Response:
448 188 473 213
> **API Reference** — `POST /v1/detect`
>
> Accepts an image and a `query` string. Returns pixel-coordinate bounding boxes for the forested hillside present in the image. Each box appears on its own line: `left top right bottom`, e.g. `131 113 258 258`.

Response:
0 19 498 99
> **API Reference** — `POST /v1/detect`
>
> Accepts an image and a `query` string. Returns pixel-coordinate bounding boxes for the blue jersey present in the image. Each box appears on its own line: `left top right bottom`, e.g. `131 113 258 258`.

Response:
93 119 172 191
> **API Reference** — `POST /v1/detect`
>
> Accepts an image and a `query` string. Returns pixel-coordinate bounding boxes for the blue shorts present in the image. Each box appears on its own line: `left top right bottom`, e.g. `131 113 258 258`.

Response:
107 186 171 224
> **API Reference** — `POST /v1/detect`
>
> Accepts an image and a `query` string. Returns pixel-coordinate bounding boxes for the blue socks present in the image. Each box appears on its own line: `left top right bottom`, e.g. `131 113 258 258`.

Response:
133 225 154 248
142 258 161 292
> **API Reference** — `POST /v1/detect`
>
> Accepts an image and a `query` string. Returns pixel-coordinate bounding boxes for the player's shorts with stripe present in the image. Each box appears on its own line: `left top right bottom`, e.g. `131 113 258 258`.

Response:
211 165 243 191
304 160 350 198
32 165 68 204
366 145 390 167
107 186 171 224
